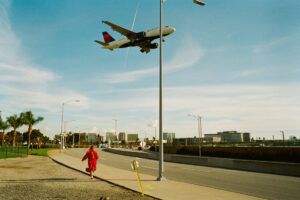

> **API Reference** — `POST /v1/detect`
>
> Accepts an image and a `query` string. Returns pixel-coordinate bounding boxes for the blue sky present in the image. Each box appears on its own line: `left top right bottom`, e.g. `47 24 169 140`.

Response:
0 0 300 140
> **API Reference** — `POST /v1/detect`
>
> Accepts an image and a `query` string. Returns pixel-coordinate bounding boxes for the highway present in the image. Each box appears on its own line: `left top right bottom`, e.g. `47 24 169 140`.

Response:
66 148 300 200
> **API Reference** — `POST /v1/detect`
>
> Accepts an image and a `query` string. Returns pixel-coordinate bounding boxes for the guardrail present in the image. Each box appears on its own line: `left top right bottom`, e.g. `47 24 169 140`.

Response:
104 148 300 177
0 146 28 159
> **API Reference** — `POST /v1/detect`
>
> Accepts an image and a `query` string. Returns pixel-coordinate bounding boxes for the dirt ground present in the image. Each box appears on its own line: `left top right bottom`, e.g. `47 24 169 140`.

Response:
0 156 155 200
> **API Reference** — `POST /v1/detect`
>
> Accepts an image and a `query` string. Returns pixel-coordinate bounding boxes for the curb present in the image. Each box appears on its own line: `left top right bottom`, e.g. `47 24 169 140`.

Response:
49 155 161 200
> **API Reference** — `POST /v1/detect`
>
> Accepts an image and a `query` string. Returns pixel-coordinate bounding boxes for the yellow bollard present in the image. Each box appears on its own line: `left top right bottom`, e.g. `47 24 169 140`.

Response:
133 160 144 197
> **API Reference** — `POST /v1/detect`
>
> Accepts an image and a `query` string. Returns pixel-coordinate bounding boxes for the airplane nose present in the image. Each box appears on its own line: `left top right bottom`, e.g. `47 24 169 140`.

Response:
171 27 176 33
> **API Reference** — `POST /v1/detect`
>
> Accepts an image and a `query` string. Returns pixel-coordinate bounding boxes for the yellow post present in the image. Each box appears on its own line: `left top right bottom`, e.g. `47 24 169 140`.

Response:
134 160 144 197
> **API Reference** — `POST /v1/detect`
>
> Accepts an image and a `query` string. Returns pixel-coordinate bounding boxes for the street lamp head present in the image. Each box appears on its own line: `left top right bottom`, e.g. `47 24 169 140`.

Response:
75 100 80 102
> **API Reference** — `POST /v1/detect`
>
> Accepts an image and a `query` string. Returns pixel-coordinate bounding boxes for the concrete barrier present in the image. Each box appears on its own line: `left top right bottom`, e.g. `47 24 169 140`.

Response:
104 148 300 177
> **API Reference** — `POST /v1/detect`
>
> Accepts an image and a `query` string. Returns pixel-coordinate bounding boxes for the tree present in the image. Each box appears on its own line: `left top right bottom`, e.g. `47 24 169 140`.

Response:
6 130 22 145
7 114 23 147
0 119 10 146
21 111 44 150
289 136 297 142
23 129 49 149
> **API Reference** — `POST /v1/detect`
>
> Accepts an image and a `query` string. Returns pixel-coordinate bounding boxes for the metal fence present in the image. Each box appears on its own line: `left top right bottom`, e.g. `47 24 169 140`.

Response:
0 146 28 159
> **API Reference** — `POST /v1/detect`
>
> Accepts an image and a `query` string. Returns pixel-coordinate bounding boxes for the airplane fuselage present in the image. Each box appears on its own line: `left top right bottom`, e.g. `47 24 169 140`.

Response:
101 26 175 51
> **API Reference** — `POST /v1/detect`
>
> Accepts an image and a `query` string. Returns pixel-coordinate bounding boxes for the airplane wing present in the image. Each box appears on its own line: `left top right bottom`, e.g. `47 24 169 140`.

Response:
102 21 137 40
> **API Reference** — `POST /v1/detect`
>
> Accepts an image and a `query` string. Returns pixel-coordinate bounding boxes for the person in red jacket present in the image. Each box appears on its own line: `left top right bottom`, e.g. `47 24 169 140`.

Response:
82 145 99 179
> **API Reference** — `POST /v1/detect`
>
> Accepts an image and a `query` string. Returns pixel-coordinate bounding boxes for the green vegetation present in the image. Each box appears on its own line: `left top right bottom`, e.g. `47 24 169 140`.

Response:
28 148 53 157
0 153 19 159
21 111 44 150
0 146 28 159
1 110 47 149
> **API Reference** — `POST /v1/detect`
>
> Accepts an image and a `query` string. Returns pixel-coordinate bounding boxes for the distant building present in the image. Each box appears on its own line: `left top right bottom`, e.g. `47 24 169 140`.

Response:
96 134 104 143
163 132 175 143
220 131 242 143
79 132 88 142
173 137 199 146
87 133 96 144
242 132 250 142
204 133 221 143
118 132 127 142
127 134 138 142
106 132 117 142
204 131 251 143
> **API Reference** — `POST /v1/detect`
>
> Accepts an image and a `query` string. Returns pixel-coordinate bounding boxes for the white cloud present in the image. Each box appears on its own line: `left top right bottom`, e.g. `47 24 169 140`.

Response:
102 36 205 84
88 84 300 137
0 1 89 118
89 127 98 133
252 36 291 53
232 69 263 78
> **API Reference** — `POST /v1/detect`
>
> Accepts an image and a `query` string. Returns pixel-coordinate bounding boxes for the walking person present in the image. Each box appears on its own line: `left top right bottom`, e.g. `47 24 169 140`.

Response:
82 145 99 180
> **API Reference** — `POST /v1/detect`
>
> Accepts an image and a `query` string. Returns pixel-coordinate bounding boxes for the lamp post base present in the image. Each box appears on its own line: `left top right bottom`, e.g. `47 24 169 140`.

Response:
157 176 166 181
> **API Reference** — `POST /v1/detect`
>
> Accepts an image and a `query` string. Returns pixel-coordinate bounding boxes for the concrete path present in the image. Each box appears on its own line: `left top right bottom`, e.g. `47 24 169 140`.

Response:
49 150 265 200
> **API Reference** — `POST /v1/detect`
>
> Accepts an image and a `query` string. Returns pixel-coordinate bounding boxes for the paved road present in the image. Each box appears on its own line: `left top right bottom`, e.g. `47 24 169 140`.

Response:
66 148 300 200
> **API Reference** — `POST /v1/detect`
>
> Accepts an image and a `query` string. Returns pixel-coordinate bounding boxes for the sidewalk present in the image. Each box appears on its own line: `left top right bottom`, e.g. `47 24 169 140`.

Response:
49 150 265 200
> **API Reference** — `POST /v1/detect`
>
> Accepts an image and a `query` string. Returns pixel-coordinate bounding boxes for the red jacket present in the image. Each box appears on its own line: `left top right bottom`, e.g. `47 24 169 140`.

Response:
82 149 99 172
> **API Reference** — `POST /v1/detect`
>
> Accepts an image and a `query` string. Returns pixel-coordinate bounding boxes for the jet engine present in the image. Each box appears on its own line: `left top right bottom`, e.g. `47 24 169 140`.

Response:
136 31 146 39
149 43 158 49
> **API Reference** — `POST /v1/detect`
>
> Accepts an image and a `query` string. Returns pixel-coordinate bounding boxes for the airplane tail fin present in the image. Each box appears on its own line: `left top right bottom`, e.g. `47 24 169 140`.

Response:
102 31 115 43
94 40 109 46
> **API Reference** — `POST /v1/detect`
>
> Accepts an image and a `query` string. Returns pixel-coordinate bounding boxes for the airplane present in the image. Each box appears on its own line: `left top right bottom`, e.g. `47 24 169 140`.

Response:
95 21 175 53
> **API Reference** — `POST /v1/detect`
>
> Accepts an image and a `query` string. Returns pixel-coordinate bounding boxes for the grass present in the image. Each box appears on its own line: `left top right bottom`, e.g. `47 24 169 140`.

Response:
0 148 57 158
0 153 20 159
28 148 55 157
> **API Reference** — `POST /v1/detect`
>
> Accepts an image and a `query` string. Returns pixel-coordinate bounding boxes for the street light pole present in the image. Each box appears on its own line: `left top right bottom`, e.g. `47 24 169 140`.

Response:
280 131 285 144
78 131 80 147
188 114 202 157
157 0 165 181
72 133 74 147
156 0 205 181
60 100 80 152
60 103 65 153
198 116 202 157
113 119 118 140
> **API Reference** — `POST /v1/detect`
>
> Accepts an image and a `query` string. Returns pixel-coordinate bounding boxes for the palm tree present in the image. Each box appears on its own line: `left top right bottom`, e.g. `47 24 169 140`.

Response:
21 111 44 150
7 114 23 147
0 119 10 146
